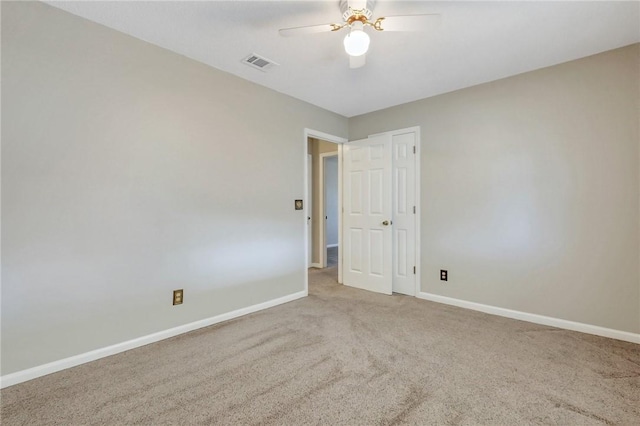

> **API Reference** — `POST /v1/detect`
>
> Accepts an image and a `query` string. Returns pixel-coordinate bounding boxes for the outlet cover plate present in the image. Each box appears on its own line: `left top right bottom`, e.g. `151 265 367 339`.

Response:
173 289 184 305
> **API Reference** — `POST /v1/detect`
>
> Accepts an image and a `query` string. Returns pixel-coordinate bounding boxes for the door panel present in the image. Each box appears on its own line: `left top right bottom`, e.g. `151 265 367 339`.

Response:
370 229 384 276
350 171 363 213
343 134 393 295
396 229 407 276
392 132 416 295
349 228 363 272
370 169 384 214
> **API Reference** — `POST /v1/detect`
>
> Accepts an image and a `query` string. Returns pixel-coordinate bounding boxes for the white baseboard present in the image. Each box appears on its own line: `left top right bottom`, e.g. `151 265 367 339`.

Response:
310 263 322 268
0 290 307 389
417 292 640 344
326 244 338 248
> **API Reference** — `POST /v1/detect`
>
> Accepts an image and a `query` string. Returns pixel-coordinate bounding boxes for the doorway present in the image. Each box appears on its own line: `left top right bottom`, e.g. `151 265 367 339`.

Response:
308 137 340 268
303 127 420 297
321 153 339 268
304 129 347 295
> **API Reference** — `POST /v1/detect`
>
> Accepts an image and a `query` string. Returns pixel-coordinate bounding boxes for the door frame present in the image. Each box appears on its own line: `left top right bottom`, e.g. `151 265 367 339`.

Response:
319 152 339 268
304 129 347 295
307 154 313 268
303 127 420 296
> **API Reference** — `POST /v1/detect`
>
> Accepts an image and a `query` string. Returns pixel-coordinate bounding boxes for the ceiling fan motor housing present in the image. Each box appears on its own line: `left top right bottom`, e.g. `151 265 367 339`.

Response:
340 0 375 22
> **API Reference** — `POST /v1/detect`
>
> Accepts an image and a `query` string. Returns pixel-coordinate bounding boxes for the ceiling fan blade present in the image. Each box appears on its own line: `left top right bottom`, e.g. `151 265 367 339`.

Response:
350 54 366 69
375 14 441 32
279 23 340 37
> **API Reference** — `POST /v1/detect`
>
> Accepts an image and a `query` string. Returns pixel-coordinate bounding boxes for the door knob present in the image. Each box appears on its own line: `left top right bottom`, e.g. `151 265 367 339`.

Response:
382 220 390 226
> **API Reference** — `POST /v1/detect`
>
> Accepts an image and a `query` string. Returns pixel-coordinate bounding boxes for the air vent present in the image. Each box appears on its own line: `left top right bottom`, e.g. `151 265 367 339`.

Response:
243 53 279 72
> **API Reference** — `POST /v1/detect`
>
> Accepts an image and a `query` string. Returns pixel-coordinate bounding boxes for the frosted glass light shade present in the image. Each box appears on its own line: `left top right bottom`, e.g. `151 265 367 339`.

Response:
343 28 370 57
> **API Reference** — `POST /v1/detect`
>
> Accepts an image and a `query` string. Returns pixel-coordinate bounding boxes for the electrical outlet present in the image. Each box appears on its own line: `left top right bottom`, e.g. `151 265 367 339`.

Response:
440 270 448 281
173 289 184 305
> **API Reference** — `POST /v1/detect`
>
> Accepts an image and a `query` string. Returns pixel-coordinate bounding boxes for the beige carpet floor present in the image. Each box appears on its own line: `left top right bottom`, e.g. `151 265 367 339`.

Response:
2 267 639 425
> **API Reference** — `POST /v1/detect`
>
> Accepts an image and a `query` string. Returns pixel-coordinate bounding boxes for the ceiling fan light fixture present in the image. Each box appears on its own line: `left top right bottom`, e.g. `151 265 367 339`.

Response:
343 22 370 57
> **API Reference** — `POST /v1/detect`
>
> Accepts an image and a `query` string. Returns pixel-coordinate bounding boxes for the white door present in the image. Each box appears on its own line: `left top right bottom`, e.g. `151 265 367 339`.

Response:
342 134 393 295
392 132 416 295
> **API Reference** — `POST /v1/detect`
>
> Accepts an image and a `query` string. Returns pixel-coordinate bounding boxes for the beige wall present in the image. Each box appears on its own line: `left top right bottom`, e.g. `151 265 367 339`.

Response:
1 2 347 375
350 44 640 333
3 1 639 379
308 138 339 265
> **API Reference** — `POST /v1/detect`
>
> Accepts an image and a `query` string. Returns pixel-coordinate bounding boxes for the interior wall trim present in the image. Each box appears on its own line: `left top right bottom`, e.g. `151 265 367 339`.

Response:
417 292 640 344
0 290 307 389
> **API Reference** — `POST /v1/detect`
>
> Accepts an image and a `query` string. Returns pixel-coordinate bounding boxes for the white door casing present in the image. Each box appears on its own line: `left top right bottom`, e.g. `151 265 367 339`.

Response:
342 134 393 295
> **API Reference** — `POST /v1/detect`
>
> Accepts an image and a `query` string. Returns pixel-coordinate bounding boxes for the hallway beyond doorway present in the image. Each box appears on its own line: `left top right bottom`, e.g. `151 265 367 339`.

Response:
327 246 338 268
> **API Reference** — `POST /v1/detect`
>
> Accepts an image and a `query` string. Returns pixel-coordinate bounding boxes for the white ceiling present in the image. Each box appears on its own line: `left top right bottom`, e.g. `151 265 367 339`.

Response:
47 1 640 118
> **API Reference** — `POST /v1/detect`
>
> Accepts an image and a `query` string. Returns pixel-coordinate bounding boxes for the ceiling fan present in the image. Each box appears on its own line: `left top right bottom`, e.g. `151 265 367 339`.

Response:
279 0 441 69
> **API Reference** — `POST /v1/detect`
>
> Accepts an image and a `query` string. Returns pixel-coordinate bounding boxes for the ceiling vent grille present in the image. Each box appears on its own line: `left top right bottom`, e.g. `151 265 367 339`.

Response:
243 53 279 72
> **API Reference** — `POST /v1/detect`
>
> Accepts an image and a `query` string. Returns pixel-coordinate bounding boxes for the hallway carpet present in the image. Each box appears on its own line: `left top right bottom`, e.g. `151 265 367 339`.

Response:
2 267 639 425
326 246 338 267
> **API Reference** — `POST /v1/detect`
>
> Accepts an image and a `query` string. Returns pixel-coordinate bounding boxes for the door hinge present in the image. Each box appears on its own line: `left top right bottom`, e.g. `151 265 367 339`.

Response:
413 146 416 154
413 206 416 214
413 266 416 274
